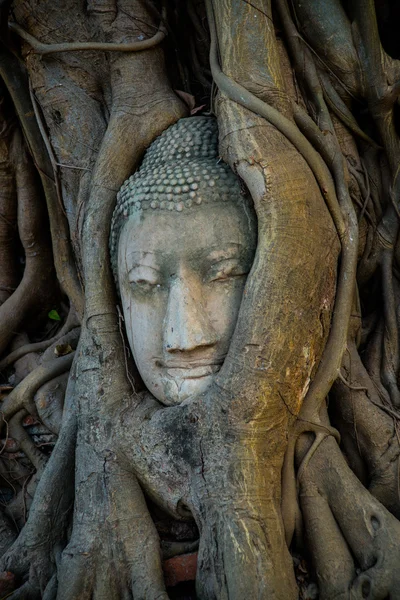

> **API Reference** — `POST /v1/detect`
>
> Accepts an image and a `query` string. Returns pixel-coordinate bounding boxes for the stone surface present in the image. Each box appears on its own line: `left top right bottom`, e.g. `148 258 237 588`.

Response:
112 116 257 406
110 116 249 287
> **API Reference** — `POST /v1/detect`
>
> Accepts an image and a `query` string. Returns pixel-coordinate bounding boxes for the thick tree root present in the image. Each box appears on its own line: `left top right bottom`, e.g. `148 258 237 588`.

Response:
56 463 169 600
299 434 400 599
0 511 17 556
0 118 19 307
330 341 400 518
195 498 295 600
281 421 340 547
161 540 199 560
6 580 40 599
0 122 57 357
0 49 84 317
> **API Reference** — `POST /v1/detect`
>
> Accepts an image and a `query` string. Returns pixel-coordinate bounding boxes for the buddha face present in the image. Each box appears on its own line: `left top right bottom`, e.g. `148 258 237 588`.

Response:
117 201 256 406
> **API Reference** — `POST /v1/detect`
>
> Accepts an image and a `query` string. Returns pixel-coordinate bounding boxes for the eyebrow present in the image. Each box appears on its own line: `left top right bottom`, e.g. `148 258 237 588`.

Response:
128 263 161 275
126 250 157 259
125 244 247 273
205 244 244 262
125 250 161 269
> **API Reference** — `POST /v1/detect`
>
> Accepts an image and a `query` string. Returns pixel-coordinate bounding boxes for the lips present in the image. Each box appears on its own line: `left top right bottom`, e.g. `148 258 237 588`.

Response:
166 363 222 379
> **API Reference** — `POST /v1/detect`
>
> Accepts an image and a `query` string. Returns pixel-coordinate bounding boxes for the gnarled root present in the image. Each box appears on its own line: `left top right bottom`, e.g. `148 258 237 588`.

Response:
0 511 17 556
299 433 400 599
0 353 74 426
0 103 19 307
33 373 68 435
2 410 49 528
195 497 296 600
0 126 57 358
56 465 169 600
8 410 47 475
330 340 400 518
0 367 78 597
10 333 41 384
0 308 80 373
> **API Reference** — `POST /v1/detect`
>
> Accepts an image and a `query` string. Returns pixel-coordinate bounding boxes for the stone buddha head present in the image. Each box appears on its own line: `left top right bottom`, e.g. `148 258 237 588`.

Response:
110 117 257 406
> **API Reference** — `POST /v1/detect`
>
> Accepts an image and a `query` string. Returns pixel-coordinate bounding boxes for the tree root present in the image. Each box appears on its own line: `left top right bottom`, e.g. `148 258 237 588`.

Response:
0 354 74 426
5 580 40 599
40 327 80 364
0 109 19 307
56 460 169 600
9 11 166 55
299 434 400 599
0 309 79 373
208 0 359 430
281 420 340 547
8 410 47 476
161 540 199 561
301 493 355 599
330 340 400 518
0 49 84 317
0 127 57 358
195 498 296 600
1 408 50 529
0 368 77 596
206 0 345 237
33 373 68 435
0 511 17 556
9 333 41 385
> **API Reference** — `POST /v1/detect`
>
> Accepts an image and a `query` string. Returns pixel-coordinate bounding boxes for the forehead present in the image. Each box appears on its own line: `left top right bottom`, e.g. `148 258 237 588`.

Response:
118 202 255 260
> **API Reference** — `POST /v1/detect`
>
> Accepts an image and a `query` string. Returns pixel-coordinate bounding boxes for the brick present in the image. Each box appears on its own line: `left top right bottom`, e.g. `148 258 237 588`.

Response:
163 552 198 588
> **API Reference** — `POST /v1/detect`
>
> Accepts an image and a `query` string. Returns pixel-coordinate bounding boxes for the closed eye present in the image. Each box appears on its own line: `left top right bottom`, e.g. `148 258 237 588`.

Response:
128 266 161 290
207 259 248 282
134 278 157 287
130 279 163 294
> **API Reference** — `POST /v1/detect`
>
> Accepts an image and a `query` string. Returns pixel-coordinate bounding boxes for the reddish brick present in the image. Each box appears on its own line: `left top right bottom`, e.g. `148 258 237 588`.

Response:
0 438 18 452
163 552 198 588
0 571 15 595
22 415 38 426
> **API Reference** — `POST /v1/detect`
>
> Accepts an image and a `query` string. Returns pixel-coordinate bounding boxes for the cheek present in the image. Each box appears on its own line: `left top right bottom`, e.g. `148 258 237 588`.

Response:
205 280 246 339
120 290 166 362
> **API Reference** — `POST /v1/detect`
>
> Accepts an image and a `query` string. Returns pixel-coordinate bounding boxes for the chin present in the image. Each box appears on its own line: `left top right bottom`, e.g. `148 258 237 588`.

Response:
159 374 214 406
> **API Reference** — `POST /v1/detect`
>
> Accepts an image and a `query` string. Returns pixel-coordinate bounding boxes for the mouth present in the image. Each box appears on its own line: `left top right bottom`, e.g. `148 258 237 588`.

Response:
166 364 221 379
155 358 225 379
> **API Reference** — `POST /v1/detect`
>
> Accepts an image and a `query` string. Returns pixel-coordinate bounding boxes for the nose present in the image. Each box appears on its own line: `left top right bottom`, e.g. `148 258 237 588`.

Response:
163 277 218 353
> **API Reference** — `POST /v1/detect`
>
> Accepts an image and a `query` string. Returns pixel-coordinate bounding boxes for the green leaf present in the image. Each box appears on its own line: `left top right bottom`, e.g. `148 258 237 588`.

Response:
48 309 61 321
